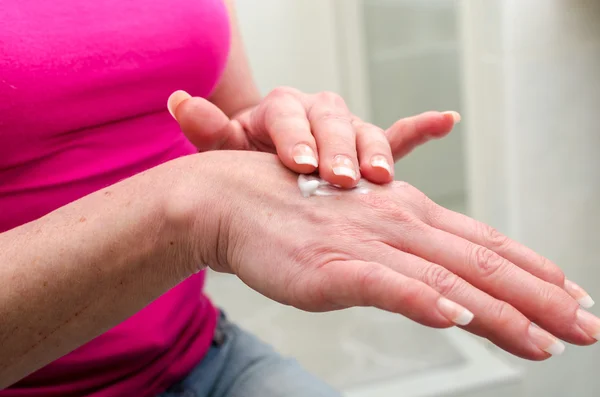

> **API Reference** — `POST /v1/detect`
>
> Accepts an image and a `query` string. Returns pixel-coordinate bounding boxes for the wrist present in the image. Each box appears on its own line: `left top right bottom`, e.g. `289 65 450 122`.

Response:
159 152 230 275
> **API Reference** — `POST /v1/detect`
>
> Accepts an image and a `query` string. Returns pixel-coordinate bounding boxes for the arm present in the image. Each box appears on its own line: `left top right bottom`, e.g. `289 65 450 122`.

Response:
209 0 261 117
0 159 212 388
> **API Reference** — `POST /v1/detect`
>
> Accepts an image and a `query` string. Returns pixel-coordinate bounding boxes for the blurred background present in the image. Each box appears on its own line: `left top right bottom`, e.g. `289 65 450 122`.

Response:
205 1 600 396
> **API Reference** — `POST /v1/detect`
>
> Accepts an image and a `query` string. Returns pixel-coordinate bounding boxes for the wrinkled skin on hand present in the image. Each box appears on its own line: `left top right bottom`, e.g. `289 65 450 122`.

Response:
172 150 596 362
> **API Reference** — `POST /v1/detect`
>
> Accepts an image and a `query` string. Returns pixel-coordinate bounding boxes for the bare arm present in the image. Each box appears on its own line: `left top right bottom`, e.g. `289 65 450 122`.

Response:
209 0 261 117
0 158 212 388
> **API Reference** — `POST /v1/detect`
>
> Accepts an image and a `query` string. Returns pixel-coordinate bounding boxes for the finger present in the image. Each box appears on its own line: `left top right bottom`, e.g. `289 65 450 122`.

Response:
314 260 471 329
370 246 563 360
387 111 459 161
167 90 249 151
353 120 394 184
427 207 595 308
258 90 319 174
404 225 596 346
307 92 360 188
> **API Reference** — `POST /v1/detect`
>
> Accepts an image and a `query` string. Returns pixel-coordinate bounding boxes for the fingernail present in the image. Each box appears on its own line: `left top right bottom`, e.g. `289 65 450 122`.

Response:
436 297 474 326
564 279 595 308
442 110 461 124
528 324 566 356
292 144 318 167
576 309 600 340
370 155 392 176
167 90 192 119
332 155 357 180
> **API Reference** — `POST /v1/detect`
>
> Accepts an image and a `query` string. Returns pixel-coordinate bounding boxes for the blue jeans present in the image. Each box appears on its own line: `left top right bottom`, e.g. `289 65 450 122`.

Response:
158 312 342 397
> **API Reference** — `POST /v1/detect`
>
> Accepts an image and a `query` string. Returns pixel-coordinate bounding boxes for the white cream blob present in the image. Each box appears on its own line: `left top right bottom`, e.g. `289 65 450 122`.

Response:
297 174 373 198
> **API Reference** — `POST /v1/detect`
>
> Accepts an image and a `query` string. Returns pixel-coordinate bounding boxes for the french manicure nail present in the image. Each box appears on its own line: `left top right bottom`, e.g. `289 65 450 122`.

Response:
564 279 595 308
371 155 392 176
528 324 565 356
167 90 192 119
576 309 600 340
442 110 461 124
436 297 474 326
332 155 357 180
292 144 318 167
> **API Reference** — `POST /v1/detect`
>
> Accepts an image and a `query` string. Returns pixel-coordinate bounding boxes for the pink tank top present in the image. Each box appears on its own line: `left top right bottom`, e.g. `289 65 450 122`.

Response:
0 0 230 395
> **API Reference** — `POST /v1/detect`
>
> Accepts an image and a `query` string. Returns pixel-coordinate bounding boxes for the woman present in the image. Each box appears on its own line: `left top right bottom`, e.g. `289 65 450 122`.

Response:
1 0 599 396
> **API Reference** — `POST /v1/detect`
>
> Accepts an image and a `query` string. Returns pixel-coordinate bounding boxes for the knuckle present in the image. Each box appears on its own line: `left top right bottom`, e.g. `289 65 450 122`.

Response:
546 263 566 286
359 125 388 147
317 109 351 125
316 90 344 105
538 284 574 316
269 86 295 99
391 117 419 140
351 118 365 128
390 181 419 197
356 264 383 306
357 193 422 227
423 265 460 296
264 107 306 130
471 245 507 278
420 198 444 225
390 182 435 220
488 300 518 328
481 225 511 250
400 281 427 307
398 181 426 200
537 256 565 286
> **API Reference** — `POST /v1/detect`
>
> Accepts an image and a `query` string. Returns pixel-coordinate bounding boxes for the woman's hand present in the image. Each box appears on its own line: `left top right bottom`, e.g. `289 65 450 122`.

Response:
174 150 598 361
167 88 459 188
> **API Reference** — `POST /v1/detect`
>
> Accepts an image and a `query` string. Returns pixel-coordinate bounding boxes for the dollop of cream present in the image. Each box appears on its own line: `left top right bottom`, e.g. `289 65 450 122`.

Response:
298 174 373 198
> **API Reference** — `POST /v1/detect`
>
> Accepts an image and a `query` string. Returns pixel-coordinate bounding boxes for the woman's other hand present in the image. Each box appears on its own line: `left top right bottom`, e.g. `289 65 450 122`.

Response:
173 150 598 362
167 88 459 188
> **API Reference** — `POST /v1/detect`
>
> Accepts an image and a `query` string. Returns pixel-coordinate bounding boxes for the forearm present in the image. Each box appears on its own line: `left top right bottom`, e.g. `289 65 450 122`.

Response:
209 0 261 117
0 161 201 388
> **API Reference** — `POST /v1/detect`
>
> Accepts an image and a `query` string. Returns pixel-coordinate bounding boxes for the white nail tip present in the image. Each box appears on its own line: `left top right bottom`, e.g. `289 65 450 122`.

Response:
371 158 392 174
293 155 318 167
442 110 461 123
578 295 595 309
332 167 357 180
167 90 191 119
545 341 566 356
453 310 475 326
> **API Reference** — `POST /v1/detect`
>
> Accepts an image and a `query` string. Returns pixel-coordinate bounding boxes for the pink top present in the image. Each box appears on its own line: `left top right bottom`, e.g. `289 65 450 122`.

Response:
0 0 230 395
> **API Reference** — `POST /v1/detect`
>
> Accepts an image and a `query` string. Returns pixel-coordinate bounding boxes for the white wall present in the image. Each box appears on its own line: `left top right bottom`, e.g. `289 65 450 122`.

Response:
235 0 342 95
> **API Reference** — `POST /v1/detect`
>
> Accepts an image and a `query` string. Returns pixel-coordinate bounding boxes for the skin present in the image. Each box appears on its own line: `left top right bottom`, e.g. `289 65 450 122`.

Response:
1 0 598 390
1 150 596 389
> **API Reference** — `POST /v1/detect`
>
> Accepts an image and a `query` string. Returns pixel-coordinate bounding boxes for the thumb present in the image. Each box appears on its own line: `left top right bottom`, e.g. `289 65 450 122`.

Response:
167 90 248 151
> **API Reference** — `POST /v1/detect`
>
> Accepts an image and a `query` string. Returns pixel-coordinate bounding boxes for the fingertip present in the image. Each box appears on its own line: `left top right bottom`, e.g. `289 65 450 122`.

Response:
326 155 360 188
361 155 394 184
167 90 192 120
321 173 359 189
442 110 462 124
291 143 319 168
286 161 318 175
437 297 475 326
410 111 456 138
